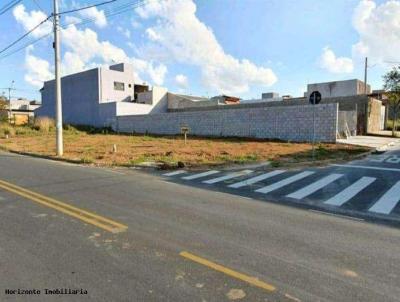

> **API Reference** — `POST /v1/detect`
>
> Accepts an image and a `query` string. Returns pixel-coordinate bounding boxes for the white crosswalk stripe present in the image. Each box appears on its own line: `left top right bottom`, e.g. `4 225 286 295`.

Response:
324 177 376 206
286 174 343 199
182 170 220 180
162 167 400 218
163 170 187 176
369 181 400 214
228 170 286 188
255 171 315 194
203 170 253 184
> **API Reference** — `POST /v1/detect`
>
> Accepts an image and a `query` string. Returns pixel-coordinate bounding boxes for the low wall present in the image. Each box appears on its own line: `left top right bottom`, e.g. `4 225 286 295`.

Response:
116 103 338 142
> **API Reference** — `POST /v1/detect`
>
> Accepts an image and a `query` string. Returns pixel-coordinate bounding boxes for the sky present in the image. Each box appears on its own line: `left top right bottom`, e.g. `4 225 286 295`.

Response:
0 0 399 101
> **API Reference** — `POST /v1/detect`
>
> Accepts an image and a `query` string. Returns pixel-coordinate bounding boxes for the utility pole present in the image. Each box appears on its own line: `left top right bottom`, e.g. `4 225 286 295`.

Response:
7 80 15 124
53 0 63 156
364 57 368 95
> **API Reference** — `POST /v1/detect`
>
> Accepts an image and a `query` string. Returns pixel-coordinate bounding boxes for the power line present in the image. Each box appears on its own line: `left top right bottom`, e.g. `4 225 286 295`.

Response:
58 0 117 15
0 0 150 61
0 15 52 55
0 0 22 16
0 33 50 60
63 0 149 28
31 0 45 12
0 0 118 56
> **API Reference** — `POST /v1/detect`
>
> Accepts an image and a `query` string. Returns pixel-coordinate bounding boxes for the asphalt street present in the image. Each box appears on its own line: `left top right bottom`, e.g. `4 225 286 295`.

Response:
162 144 400 225
1 150 400 301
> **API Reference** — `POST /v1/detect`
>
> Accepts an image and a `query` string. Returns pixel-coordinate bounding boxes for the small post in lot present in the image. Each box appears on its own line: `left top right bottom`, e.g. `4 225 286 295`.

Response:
309 91 322 161
181 125 190 145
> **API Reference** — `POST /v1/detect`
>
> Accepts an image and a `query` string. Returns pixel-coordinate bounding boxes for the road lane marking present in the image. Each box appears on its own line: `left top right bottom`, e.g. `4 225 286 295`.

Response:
228 170 286 189
255 171 315 194
182 170 220 180
179 251 276 292
202 170 253 184
332 164 400 172
369 181 400 214
324 177 376 206
0 179 127 233
286 174 343 199
163 170 187 176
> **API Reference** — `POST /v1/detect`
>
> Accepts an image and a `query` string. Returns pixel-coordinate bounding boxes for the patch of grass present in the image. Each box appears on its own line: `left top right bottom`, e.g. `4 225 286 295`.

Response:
80 156 94 164
70 124 113 134
0 123 15 137
33 117 55 132
386 119 400 131
0 125 370 168
233 154 259 164
270 160 282 167
15 126 39 136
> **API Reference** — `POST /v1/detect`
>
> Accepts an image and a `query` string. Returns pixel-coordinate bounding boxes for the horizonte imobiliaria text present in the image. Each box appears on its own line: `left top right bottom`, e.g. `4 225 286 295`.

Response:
5 288 88 295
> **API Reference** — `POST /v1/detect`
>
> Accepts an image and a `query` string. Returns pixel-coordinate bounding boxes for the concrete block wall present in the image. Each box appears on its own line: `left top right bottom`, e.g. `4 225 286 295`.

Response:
116 103 338 142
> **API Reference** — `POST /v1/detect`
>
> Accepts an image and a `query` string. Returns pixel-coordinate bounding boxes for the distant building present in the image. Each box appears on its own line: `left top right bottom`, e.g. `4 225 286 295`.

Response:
37 63 169 127
262 92 279 99
1 98 40 125
210 95 240 105
36 63 385 136
305 79 371 99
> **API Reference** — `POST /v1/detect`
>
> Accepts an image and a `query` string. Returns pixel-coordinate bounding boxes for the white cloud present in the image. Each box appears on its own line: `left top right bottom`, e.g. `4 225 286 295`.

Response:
351 0 400 63
147 63 167 86
59 24 167 84
78 6 107 28
117 26 131 38
65 15 82 25
319 47 354 74
175 74 188 89
145 28 162 41
13 3 168 88
24 46 53 88
12 4 52 37
136 0 277 95
131 19 141 29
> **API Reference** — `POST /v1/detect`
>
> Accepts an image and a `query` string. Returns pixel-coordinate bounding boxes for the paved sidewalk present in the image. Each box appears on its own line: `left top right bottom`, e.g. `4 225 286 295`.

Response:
337 135 400 150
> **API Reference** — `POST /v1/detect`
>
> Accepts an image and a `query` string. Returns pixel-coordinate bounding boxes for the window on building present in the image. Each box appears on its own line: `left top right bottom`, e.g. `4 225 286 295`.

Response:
128 84 132 88
114 82 125 91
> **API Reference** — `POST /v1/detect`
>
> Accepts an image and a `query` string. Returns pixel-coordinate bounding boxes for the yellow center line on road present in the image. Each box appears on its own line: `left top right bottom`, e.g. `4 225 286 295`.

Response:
179 251 276 292
0 179 128 234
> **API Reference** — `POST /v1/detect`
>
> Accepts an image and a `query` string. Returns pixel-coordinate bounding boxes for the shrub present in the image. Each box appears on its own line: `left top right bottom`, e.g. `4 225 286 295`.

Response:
386 119 400 131
15 126 37 136
33 117 55 132
0 124 15 137
63 124 81 135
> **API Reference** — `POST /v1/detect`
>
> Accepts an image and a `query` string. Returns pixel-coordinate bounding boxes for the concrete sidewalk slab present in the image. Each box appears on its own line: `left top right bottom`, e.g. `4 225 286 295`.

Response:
337 136 400 150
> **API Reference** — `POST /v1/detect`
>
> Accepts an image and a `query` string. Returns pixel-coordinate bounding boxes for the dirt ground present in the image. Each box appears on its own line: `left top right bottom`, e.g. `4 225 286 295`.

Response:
0 126 370 168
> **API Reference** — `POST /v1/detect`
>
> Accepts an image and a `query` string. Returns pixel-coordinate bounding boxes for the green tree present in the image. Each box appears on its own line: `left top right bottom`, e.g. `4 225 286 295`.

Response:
0 97 8 123
383 66 400 137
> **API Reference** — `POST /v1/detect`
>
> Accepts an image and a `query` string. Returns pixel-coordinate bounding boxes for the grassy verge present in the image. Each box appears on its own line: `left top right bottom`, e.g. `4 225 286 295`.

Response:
0 123 370 169
386 120 400 137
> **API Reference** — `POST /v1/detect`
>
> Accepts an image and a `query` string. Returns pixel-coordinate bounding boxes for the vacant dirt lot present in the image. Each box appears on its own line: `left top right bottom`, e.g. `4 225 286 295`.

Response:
0 125 369 168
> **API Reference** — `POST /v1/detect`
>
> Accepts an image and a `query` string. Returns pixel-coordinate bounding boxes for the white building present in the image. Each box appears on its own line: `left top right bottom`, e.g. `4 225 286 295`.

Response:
37 63 169 127
305 79 371 99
